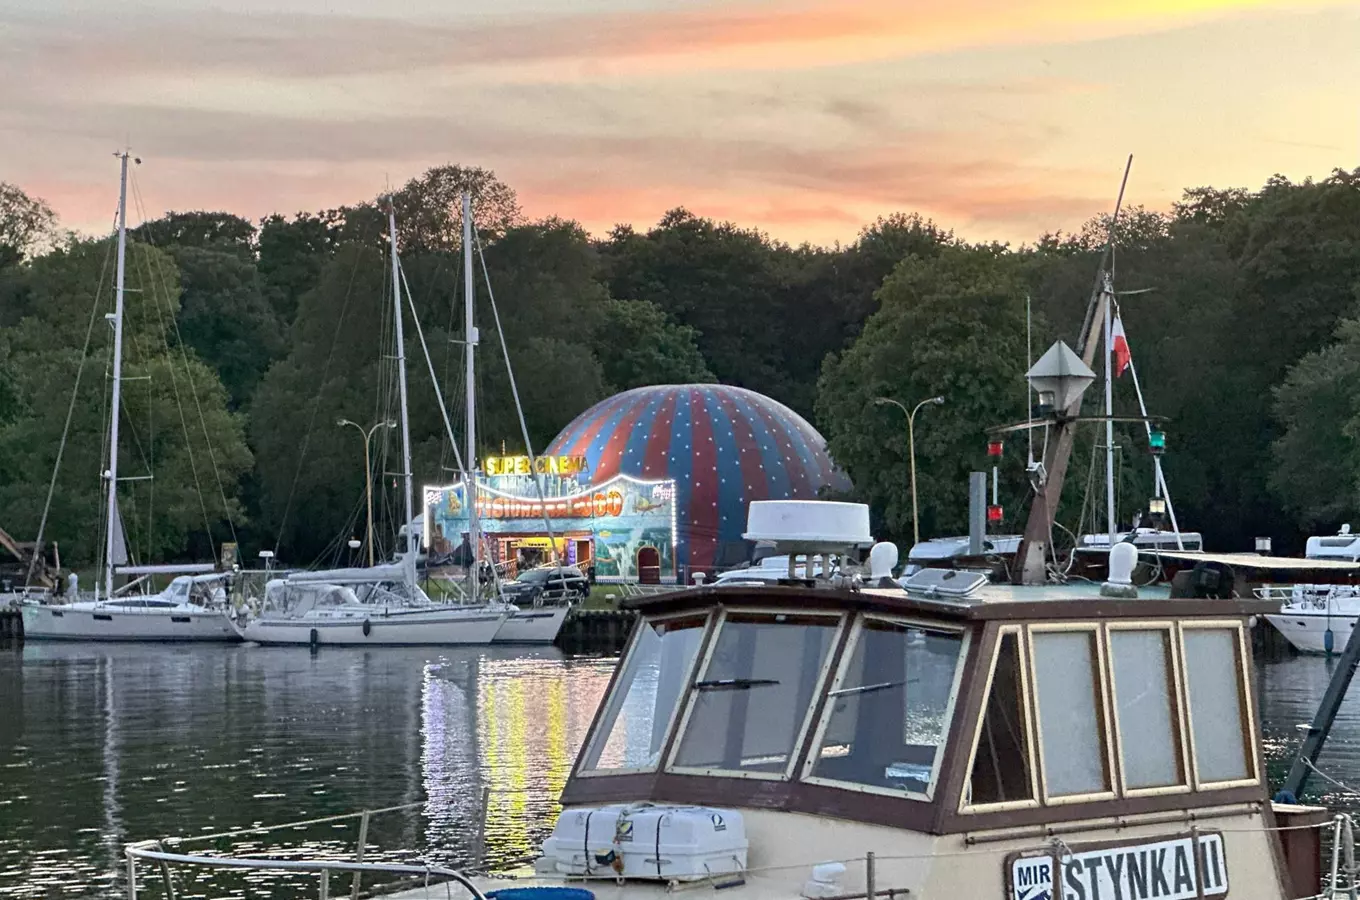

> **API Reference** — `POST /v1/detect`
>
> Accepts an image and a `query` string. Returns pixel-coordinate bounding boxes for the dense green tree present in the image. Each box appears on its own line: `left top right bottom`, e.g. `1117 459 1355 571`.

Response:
257 212 339 324
816 246 1029 542
0 182 60 262
0 239 251 565
335 165 523 253
131 211 255 258
592 298 714 391
170 246 284 408
1270 315 1360 528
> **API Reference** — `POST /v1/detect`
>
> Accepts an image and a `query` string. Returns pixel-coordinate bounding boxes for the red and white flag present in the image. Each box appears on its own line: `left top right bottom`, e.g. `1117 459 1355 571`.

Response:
1111 315 1132 377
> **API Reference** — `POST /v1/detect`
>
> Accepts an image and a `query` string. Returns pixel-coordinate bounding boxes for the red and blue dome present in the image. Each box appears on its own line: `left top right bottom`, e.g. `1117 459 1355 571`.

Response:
544 384 851 574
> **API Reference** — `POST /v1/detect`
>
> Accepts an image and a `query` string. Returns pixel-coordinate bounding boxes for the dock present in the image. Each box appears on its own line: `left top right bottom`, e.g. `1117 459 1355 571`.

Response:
555 608 637 654
0 607 21 640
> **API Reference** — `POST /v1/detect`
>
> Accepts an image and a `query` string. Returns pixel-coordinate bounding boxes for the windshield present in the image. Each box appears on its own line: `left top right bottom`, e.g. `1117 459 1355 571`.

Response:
807 618 966 798
579 614 708 773
670 612 841 777
519 568 560 584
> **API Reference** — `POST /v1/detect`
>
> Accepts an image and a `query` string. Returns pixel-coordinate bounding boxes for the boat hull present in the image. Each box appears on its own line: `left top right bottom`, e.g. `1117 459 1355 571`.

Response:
1265 610 1358 654
18 603 241 642
492 605 570 643
240 606 508 646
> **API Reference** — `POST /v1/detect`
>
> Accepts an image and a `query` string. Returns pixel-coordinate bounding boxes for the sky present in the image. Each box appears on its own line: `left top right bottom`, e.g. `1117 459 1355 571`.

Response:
2 0 1357 247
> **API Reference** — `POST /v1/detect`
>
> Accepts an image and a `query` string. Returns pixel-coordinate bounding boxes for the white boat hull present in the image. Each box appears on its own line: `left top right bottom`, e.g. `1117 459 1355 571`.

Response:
1265 610 1359 654
240 605 508 646
492 605 570 644
19 602 240 642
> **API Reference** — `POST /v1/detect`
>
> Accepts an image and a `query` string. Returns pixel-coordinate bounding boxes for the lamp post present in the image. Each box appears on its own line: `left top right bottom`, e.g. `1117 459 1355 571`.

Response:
874 395 946 547
337 418 396 567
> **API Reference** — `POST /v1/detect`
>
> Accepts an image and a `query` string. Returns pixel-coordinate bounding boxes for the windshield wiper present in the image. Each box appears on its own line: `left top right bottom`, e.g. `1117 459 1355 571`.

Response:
828 680 908 698
693 678 780 691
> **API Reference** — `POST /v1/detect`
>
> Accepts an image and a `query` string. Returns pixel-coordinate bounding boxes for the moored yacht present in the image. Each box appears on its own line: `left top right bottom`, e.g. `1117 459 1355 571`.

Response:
21 573 238 642
1263 524 1360 653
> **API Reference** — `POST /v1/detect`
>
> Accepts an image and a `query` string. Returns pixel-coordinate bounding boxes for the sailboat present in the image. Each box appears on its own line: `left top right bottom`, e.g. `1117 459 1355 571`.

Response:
237 196 511 646
19 153 240 642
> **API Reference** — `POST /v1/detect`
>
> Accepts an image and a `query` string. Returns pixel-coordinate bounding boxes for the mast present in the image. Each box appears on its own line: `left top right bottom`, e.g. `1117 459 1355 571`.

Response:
463 192 480 600
103 152 130 600
1103 273 1116 544
386 203 416 586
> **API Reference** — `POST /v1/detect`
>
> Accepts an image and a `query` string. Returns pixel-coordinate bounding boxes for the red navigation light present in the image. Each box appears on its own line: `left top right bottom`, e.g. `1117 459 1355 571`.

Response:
987 505 1003 524
986 440 1004 458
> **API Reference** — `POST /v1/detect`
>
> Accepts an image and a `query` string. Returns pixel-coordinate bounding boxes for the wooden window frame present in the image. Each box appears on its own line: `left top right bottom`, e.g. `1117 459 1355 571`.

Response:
801 614 970 801
576 609 714 778
1178 619 1260 791
1027 622 1119 806
959 625 1042 814
1104 621 1192 798
665 606 848 781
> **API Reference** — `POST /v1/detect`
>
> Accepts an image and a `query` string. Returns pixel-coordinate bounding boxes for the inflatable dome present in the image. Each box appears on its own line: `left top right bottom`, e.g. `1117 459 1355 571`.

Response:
545 384 851 574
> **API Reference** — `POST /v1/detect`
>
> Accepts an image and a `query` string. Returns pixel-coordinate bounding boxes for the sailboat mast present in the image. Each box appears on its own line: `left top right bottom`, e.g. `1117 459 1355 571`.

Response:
463 192 480 596
103 152 130 600
386 203 416 583
1103 274 1116 544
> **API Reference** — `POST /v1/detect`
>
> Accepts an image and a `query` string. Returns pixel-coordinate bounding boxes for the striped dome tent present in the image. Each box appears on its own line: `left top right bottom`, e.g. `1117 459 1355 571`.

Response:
544 384 851 574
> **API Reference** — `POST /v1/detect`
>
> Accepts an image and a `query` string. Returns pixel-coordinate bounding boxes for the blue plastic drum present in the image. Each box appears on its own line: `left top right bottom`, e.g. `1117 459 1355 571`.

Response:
487 889 595 900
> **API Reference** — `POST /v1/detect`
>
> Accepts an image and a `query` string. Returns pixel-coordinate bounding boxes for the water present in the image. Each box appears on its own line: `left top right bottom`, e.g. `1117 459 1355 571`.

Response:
5 644 1360 899
0 642 617 899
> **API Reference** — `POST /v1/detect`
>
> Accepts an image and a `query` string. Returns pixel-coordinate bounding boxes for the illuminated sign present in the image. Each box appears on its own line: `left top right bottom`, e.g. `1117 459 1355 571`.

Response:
484 455 588 477
480 490 625 520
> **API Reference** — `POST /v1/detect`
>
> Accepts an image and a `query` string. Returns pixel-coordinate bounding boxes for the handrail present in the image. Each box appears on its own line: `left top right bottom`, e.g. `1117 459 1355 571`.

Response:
124 842 487 900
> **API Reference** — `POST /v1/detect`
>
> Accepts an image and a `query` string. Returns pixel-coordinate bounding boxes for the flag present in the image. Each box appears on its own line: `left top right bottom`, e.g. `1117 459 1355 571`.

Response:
1111 315 1131 377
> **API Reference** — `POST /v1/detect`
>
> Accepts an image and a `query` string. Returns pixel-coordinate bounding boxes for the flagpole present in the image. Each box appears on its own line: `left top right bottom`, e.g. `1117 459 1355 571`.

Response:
1114 296 1185 550
1103 274 1116 544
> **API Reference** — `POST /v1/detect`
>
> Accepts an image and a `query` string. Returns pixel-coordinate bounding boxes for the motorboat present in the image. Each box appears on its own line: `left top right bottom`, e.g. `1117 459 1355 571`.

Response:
236 564 510 646
125 500 1331 900
20 573 239 642
1263 525 1360 653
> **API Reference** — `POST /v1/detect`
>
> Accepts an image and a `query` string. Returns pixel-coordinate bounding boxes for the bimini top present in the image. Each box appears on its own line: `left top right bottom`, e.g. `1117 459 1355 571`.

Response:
566 578 1274 836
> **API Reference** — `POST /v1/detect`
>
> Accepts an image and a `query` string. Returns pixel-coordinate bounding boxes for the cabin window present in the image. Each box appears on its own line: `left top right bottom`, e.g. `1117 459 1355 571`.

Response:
1109 627 1186 791
964 630 1036 808
1031 628 1113 799
1182 625 1254 786
806 618 966 798
670 611 841 778
578 613 708 774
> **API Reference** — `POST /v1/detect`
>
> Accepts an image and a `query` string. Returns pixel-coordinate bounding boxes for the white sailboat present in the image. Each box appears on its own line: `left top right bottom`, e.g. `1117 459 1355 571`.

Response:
20 153 239 642
238 197 512 646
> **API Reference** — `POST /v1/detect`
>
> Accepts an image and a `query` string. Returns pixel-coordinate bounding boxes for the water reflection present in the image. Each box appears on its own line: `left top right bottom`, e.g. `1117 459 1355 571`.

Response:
11 641 1360 900
0 643 615 899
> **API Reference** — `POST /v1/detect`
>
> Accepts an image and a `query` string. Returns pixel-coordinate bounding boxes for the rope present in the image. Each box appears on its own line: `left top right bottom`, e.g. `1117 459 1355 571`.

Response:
1303 756 1360 795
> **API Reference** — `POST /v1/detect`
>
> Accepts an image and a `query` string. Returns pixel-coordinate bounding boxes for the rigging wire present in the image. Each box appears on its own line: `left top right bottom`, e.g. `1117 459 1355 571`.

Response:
26 215 117 584
272 245 366 557
130 175 241 554
127 185 216 552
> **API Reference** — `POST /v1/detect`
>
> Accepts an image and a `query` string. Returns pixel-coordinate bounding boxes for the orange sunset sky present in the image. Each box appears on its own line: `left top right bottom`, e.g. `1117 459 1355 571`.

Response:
2 0 1357 247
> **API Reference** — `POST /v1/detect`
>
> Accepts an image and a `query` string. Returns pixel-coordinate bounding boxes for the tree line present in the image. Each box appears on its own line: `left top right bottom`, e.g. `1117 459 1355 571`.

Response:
2 165 1359 570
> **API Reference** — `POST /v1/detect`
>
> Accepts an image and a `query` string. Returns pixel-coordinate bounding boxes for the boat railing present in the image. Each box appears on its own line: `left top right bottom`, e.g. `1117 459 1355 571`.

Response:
123 797 494 900
1255 583 1360 610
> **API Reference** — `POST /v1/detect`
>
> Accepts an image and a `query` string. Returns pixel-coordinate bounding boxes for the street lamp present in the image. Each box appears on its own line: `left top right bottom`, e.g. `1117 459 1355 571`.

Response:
874 395 946 548
337 418 397 567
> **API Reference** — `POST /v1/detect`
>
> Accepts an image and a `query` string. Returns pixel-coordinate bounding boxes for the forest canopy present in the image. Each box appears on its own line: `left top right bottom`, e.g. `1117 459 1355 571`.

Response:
3 164 1359 568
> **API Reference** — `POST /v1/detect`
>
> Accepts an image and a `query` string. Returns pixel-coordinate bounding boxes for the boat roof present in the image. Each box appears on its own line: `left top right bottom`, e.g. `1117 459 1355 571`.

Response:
1145 549 1360 571
624 580 1276 620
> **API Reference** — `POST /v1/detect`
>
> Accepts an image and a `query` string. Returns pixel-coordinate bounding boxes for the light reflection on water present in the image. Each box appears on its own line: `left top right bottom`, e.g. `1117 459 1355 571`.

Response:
0 643 615 899
9 642 1360 898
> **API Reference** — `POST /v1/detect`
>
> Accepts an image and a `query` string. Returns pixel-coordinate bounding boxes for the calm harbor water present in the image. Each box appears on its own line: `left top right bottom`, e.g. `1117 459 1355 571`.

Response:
2 640 1360 899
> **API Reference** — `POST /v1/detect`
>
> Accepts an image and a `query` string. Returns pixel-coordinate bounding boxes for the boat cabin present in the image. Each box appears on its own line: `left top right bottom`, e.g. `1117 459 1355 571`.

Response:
540 572 1314 899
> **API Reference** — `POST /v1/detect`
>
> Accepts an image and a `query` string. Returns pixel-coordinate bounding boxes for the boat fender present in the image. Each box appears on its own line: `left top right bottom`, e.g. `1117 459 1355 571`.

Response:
309 628 319 648
362 618 372 637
